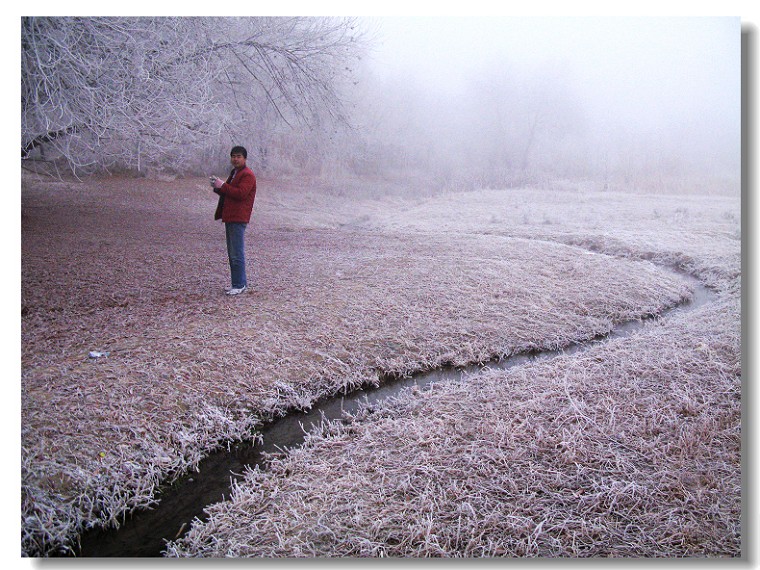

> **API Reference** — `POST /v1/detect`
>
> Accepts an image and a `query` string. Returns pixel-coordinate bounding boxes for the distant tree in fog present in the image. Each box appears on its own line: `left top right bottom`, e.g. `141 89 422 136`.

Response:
466 65 586 178
21 17 364 175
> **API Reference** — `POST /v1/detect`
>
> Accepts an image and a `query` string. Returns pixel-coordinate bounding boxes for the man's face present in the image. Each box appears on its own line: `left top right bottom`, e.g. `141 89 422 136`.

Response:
230 153 246 170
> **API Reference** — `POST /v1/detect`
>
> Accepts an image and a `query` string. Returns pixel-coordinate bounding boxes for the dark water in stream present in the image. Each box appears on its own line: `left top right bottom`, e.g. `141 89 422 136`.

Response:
75 275 714 557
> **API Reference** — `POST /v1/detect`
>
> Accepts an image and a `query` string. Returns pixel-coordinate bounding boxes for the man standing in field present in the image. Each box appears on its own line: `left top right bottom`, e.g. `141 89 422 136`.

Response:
210 146 257 296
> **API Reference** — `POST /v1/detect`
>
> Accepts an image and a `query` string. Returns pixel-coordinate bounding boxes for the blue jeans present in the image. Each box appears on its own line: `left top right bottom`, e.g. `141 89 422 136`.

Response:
225 222 247 288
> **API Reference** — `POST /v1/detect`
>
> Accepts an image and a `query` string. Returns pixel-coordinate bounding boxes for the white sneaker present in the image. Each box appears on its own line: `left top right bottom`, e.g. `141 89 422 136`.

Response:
226 286 247 296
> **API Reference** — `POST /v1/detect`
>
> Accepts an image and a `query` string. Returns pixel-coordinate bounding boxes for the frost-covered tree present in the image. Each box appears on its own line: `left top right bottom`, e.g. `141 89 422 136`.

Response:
21 17 364 175
199 17 364 175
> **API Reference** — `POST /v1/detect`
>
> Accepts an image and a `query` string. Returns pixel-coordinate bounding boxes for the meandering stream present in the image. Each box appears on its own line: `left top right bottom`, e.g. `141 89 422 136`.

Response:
75 267 715 557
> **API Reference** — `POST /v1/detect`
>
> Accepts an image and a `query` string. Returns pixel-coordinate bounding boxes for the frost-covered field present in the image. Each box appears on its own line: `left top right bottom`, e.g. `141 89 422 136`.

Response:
168 296 740 557
20 174 740 557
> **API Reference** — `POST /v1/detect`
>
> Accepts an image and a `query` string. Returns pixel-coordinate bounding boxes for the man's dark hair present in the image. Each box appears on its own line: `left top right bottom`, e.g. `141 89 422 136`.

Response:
230 146 247 159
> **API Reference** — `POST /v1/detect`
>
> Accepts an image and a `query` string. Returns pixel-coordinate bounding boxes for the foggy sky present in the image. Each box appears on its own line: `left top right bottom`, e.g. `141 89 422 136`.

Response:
365 17 740 168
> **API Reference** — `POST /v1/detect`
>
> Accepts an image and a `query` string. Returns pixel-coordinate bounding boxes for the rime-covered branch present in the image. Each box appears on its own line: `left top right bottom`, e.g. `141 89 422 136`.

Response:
21 17 366 175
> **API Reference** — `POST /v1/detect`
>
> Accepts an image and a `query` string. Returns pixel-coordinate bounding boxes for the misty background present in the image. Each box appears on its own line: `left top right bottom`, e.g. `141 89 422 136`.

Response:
358 17 740 193
21 16 740 194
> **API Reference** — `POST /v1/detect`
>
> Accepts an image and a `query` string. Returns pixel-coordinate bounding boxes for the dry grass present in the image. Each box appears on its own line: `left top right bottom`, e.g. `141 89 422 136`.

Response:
167 293 740 557
166 180 740 558
342 187 740 291
20 173 740 557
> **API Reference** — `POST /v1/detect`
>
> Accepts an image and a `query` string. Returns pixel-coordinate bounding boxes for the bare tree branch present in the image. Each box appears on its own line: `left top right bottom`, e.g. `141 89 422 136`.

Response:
21 17 367 175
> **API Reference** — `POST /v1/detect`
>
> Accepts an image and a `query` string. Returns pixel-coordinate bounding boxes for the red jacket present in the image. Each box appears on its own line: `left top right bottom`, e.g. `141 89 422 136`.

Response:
214 166 256 223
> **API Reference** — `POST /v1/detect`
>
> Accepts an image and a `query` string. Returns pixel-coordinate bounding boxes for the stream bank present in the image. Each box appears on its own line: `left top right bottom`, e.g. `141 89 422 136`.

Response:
75 269 714 557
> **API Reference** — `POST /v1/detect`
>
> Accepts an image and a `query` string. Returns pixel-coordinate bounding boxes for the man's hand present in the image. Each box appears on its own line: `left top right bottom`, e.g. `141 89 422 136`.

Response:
212 177 224 190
